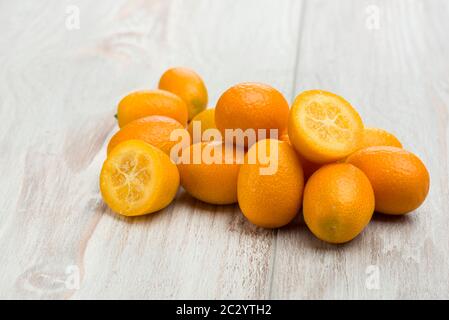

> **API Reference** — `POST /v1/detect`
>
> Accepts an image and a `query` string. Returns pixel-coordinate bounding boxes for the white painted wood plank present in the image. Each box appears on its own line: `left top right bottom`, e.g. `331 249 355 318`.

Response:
0 0 130 299
271 0 449 299
72 0 303 300
0 0 303 299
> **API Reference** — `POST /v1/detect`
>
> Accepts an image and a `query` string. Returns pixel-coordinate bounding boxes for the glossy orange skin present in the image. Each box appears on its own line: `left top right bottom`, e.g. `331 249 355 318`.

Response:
361 127 402 149
158 67 208 121
279 133 321 181
303 163 375 244
346 146 430 215
215 83 289 146
117 89 188 127
237 139 304 228
187 108 217 143
178 142 243 205
107 116 188 156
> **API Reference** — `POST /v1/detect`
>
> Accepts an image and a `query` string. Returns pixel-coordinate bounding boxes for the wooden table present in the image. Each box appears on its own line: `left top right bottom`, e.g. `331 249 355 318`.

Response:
0 0 448 299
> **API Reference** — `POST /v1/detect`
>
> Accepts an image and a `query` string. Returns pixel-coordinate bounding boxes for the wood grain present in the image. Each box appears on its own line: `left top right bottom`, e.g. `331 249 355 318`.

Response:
271 0 449 299
0 0 448 299
0 0 302 299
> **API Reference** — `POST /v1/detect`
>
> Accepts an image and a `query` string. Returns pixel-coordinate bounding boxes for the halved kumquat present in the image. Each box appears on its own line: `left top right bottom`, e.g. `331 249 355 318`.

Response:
100 140 179 216
288 90 364 163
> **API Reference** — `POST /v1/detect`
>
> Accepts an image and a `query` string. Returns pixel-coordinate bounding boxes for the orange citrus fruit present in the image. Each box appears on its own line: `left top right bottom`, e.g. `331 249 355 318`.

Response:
303 163 375 244
215 83 289 146
158 67 208 120
187 108 217 143
107 115 188 156
361 127 402 149
117 89 188 127
237 139 304 228
178 141 244 205
346 146 429 215
288 90 364 163
280 133 321 180
100 140 179 216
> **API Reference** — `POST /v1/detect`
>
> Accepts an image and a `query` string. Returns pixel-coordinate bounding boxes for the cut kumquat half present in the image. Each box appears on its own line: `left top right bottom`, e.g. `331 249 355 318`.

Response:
288 90 364 163
100 140 179 216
